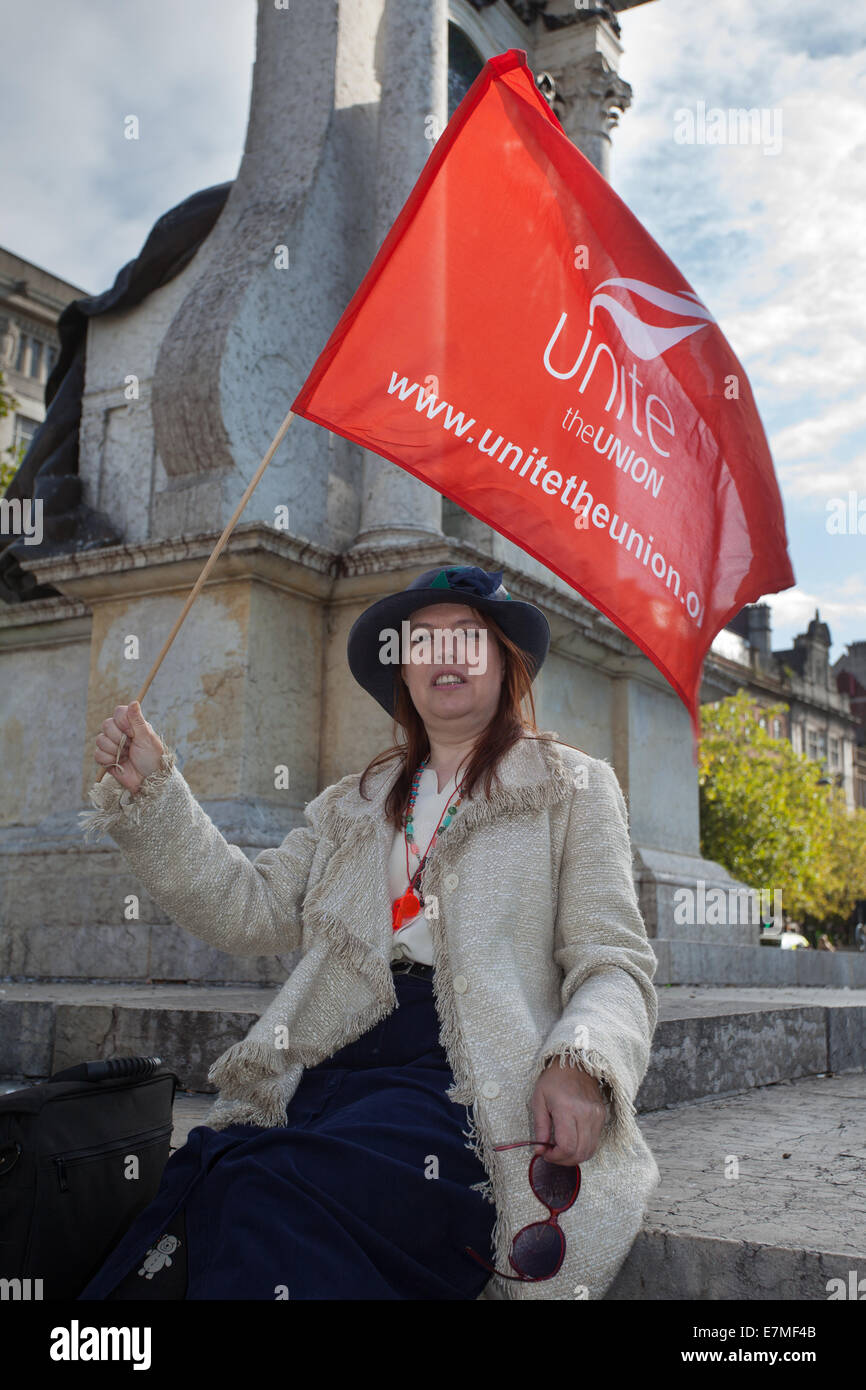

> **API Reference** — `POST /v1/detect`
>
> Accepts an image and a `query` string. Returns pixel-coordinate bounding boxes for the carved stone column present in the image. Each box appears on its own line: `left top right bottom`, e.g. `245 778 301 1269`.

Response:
532 4 633 179
349 0 448 552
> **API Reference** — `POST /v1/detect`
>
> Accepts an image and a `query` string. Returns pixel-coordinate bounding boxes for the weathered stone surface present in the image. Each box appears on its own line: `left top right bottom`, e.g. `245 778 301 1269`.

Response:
0 608 91 826
0 997 54 1077
4 982 863 1104
0 982 269 1090
638 1006 829 1111
653 941 866 987
608 1073 866 1298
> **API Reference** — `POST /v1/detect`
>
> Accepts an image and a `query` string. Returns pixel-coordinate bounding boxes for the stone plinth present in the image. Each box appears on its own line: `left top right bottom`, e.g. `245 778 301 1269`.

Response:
0 528 335 987
0 0 783 1020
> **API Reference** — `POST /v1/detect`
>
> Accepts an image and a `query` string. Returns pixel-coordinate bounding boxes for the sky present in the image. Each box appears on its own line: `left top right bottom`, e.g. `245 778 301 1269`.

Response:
0 0 863 664
612 0 866 666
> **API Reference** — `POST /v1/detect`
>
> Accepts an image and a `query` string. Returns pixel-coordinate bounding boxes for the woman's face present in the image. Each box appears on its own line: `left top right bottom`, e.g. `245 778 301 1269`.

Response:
399 602 503 735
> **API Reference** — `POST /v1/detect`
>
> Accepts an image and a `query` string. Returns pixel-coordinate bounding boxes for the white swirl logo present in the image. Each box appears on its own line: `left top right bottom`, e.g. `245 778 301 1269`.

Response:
588 277 715 361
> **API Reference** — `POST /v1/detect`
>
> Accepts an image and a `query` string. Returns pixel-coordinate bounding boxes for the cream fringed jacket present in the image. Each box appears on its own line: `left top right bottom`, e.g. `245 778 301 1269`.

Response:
79 729 660 1302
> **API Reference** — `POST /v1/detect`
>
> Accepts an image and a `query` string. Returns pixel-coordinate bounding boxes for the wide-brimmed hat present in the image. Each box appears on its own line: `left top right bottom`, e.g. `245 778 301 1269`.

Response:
346 564 551 719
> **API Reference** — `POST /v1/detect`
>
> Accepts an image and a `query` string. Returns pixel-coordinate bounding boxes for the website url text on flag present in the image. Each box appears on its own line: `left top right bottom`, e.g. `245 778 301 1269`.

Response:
385 370 706 628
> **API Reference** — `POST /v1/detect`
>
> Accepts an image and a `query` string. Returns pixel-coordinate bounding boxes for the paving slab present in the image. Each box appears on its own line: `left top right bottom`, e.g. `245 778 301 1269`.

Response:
608 1072 866 1299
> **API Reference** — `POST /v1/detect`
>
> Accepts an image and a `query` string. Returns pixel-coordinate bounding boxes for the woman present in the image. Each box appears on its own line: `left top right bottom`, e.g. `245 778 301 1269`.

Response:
76 564 660 1301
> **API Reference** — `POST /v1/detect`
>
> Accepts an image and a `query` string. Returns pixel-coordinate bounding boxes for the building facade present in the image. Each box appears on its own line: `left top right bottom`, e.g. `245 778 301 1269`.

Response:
833 643 866 811
0 247 88 468
705 604 862 810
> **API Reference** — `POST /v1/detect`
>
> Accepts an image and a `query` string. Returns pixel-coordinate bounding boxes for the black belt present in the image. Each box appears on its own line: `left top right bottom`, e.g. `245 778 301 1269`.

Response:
390 958 434 979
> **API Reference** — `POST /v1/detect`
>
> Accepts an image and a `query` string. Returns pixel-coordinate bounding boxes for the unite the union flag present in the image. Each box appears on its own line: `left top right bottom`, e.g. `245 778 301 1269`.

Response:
291 48 796 752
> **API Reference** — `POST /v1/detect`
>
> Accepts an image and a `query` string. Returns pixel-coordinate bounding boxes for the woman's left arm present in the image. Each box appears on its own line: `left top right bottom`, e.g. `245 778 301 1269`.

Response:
529 756 658 1166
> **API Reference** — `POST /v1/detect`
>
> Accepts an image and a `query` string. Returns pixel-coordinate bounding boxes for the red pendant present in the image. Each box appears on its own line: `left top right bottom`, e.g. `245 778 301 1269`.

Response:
392 889 421 931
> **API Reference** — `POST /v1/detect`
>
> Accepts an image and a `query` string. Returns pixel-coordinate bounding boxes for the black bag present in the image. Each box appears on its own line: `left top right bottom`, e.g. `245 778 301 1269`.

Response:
0 1056 178 1300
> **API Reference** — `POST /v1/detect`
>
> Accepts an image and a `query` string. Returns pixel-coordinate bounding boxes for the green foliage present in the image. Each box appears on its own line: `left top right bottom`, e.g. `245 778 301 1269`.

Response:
0 368 24 491
698 689 866 929
0 444 25 491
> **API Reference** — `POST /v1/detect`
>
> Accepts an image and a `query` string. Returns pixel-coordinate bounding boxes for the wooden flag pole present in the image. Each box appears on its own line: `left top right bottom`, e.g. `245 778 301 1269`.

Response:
96 406 296 782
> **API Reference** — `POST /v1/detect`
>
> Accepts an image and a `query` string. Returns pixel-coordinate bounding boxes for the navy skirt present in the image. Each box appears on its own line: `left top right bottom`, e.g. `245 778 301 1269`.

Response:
76 969 497 1300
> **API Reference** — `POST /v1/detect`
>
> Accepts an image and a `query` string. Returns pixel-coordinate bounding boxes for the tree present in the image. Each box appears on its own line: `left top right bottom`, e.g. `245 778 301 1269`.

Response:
823 782 866 928
698 689 866 931
0 368 24 491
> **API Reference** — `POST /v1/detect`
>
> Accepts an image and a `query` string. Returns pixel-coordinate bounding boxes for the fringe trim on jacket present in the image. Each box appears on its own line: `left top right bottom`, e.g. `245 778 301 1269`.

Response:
78 746 178 843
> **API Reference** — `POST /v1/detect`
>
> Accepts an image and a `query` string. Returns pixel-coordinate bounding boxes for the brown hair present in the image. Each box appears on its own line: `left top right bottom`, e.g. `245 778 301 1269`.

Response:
357 606 568 830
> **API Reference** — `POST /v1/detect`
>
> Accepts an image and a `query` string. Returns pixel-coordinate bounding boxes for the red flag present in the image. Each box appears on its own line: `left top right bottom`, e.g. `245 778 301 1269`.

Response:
291 48 795 754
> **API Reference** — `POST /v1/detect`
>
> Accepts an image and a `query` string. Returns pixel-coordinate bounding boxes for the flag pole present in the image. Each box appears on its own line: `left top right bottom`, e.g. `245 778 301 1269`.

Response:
96 405 296 783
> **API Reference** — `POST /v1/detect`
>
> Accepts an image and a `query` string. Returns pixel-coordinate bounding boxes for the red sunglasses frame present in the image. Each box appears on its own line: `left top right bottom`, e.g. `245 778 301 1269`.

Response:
464 1140 581 1283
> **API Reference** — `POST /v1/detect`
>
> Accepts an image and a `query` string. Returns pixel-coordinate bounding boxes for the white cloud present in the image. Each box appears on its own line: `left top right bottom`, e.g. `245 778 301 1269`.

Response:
615 0 866 654
0 0 256 292
780 457 866 499
771 396 866 462
765 579 866 636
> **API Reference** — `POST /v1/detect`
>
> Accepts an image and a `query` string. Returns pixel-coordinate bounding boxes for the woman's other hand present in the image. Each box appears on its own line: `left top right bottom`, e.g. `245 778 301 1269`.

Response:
93 701 165 795
530 1059 608 1166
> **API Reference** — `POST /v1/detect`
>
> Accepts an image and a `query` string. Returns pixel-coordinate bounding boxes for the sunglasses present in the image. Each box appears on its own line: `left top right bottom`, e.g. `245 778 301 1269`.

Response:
464 1140 581 1282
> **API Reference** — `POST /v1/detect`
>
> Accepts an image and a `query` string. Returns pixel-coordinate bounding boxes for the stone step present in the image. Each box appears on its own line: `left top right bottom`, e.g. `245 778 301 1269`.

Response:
646 984 866 1108
0 919 298 989
5 919 865 991
0 982 265 1091
607 1071 866 1299
1 981 864 1106
653 939 866 987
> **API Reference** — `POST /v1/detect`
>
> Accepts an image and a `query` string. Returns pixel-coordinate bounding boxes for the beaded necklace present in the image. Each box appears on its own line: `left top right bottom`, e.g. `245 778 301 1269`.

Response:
391 755 466 932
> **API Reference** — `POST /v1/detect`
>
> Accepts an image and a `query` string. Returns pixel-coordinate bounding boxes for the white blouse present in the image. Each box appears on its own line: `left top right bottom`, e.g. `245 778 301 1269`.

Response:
387 765 461 965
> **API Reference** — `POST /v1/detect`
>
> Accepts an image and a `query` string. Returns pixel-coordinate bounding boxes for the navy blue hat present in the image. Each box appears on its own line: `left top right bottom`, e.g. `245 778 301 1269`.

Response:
346 564 551 720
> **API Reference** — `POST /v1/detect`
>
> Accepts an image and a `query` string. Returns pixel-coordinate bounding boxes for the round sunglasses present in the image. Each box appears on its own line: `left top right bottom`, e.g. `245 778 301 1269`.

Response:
464 1140 581 1282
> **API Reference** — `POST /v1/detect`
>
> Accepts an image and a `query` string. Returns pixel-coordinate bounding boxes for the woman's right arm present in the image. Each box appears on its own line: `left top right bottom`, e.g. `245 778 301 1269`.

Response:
79 702 324 958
